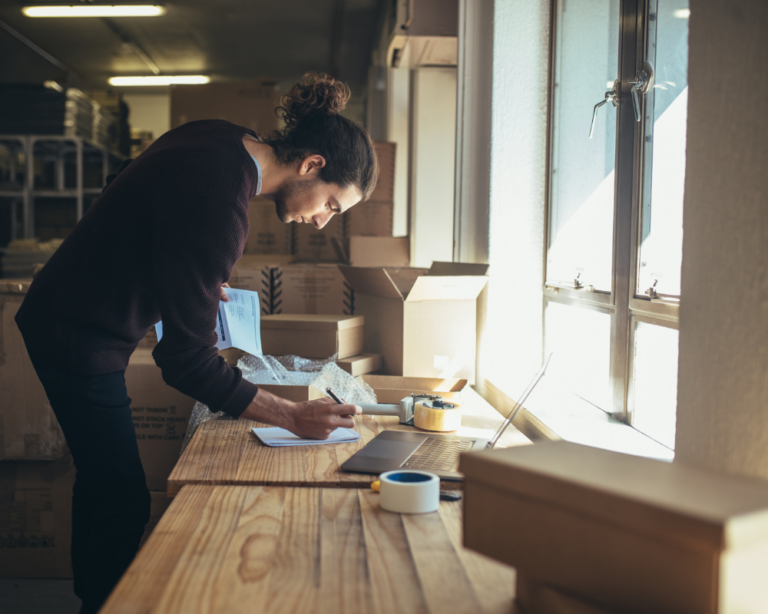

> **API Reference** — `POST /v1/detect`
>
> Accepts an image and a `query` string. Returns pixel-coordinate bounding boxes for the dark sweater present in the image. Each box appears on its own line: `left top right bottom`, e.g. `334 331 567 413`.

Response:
16 120 260 417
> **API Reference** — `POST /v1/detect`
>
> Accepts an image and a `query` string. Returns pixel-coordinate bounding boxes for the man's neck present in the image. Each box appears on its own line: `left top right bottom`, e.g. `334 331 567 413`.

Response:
241 137 288 198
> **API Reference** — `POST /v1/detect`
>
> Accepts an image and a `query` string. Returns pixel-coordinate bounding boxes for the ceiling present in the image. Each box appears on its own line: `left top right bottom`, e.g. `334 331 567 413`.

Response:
0 0 383 96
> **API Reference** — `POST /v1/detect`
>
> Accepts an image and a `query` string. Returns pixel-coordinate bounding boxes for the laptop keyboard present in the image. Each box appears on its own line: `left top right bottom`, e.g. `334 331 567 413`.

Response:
402 437 473 471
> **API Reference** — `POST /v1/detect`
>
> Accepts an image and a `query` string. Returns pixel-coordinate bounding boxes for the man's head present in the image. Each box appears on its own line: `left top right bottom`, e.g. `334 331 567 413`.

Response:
265 73 378 229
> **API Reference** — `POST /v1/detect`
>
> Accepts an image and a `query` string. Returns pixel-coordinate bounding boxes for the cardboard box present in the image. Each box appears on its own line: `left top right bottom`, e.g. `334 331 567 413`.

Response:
293 215 344 263
170 81 280 134
0 456 76 578
339 263 488 379
347 236 410 267
0 280 68 460
343 201 394 237
258 384 325 402
125 350 195 491
358 374 467 404
337 354 382 377
230 259 354 316
371 142 396 202
461 441 768 614
245 197 293 255
139 491 173 548
261 314 364 360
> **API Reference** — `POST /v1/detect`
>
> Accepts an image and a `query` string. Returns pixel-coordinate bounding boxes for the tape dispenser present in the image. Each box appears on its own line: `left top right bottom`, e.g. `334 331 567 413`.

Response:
359 394 461 433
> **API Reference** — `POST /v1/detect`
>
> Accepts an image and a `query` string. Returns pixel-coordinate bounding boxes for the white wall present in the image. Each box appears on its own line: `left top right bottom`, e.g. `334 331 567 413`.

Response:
675 0 768 478
387 68 411 238
123 93 170 139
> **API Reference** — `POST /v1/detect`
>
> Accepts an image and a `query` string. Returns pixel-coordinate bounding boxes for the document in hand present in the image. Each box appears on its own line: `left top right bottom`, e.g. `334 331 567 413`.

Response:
154 287 262 356
251 427 361 447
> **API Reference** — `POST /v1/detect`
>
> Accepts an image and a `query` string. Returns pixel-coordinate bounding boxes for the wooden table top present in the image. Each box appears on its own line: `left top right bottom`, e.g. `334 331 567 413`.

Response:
100 485 516 614
167 387 530 497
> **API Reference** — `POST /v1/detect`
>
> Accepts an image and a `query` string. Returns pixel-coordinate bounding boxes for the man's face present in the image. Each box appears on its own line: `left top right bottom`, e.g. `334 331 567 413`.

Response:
273 155 362 228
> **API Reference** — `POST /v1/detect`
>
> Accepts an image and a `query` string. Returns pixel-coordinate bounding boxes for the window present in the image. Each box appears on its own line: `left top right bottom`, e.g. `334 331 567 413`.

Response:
545 0 689 449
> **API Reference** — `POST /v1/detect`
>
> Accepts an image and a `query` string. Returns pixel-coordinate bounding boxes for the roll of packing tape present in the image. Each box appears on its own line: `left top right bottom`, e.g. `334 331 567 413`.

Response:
414 400 462 432
379 470 440 514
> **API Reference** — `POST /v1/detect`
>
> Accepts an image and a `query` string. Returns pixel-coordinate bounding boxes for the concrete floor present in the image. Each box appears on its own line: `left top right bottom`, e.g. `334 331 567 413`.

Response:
0 579 81 614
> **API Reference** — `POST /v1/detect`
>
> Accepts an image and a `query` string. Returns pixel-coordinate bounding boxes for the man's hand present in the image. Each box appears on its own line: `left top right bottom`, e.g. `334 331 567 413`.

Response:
240 387 362 440
220 282 231 302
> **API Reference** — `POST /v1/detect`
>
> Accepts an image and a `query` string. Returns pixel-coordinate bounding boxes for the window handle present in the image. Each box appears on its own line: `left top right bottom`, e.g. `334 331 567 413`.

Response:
629 64 654 122
589 80 619 139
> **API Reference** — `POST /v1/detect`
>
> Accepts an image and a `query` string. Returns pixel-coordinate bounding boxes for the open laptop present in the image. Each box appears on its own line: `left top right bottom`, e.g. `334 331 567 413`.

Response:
341 354 552 481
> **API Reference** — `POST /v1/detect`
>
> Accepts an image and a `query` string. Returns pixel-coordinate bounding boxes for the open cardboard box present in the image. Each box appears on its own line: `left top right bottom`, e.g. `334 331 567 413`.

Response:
339 262 488 380
358 374 468 405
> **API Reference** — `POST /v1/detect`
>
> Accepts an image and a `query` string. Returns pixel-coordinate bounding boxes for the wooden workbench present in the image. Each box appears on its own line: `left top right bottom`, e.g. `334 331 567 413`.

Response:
100 485 516 614
167 387 530 496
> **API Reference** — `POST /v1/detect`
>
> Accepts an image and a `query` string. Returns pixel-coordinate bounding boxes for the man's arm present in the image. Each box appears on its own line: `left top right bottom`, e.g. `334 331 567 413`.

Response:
241 389 362 439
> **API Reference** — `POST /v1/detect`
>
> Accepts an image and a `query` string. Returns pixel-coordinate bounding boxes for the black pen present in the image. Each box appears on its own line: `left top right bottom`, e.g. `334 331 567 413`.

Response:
326 387 357 419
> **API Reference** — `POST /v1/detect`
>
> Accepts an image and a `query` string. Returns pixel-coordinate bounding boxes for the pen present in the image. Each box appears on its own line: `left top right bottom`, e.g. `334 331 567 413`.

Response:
326 387 345 405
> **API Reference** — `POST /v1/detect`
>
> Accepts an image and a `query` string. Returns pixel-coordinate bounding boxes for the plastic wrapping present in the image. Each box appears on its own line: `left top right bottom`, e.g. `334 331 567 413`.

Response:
180 354 378 454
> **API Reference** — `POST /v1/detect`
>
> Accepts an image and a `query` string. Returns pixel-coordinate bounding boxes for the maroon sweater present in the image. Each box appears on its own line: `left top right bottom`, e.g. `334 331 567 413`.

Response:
16 120 260 417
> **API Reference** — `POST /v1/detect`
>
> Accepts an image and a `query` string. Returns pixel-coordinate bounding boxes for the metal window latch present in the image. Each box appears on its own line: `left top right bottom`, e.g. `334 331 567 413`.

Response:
589 80 619 139
573 272 584 289
646 278 659 299
629 63 654 122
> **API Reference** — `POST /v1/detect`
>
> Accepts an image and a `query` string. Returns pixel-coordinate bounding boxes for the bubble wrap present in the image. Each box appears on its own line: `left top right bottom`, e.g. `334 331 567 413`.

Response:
180 354 378 454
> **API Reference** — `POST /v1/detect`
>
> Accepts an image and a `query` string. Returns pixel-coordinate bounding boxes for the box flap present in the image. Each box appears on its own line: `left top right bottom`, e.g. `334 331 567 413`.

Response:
405 275 489 302
385 267 428 296
338 266 404 300
459 441 768 552
261 314 364 331
428 262 490 276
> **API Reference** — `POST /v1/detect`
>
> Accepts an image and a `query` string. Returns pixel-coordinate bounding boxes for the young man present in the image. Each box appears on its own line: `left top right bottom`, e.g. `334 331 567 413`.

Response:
15 73 378 614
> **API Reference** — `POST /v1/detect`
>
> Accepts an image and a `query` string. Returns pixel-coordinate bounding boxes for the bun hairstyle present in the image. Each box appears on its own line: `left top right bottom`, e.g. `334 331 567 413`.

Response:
266 73 378 201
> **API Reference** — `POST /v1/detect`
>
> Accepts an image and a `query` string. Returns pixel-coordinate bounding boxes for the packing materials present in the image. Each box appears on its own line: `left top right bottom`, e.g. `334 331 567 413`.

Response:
339 262 488 379
461 441 768 614
347 236 409 267
379 470 440 515
343 201 394 237
413 399 462 432
230 259 354 315
371 142 396 202
0 455 76 578
245 197 293 254
293 215 344 263
170 81 280 134
125 350 195 491
260 314 364 360
336 353 382 376
357 374 468 404
0 280 68 460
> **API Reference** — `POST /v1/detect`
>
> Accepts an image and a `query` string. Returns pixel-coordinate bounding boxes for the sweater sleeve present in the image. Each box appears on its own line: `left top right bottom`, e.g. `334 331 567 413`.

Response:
150 190 258 417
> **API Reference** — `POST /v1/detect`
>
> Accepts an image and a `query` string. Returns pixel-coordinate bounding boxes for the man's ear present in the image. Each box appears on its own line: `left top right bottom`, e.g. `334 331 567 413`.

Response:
299 154 326 176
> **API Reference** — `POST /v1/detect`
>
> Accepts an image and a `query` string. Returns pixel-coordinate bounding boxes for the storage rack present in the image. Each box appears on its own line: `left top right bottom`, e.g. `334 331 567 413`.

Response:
0 135 125 241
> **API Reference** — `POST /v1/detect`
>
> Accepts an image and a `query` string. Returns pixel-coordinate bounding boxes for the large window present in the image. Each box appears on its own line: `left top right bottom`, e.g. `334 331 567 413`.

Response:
545 0 688 449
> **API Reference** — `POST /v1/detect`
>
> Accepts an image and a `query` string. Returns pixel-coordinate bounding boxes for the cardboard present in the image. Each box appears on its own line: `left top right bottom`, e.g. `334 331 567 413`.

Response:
258 384 326 403
293 216 344 263
336 354 382 377
371 142 396 202
0 280 68 460
0 456 76 578
170 81 280 134
461 441 768 614
343 201 394 237
230 259 354 316
339 262 488 379
125 349 195 491
358 374 467 404
139 491 173 548
347 236 410 268
245 197 293 255
261 314 364 360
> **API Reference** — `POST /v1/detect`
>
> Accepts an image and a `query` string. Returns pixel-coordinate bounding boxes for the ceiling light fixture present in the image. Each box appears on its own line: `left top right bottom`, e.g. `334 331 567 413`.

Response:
108 75 210 86
22 5 166 18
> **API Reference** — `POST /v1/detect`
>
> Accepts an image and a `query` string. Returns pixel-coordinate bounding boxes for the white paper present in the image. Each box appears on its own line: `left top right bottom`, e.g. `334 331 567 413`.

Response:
154 287 262 356
251 427 361 447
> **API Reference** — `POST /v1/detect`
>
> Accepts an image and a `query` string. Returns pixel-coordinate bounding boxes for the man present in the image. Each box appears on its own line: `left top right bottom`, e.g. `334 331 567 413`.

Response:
16 73 378 613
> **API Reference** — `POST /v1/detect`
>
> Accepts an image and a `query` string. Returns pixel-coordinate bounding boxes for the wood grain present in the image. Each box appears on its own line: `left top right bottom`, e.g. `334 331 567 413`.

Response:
100 486 515 614
167 388 530 496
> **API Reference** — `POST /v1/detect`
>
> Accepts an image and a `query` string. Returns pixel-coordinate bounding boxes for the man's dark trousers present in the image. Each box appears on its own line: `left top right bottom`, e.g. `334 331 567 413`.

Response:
29 353 151 614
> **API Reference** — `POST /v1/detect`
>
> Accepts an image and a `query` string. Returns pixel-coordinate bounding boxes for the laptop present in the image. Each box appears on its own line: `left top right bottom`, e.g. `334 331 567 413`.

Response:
340 354 552 481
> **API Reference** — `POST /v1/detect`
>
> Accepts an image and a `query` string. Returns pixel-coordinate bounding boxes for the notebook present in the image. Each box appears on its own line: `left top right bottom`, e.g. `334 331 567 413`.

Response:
252 427 361 447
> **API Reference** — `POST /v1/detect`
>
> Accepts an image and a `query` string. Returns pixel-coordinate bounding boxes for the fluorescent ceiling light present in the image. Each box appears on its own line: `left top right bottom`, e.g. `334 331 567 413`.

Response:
108 75 210 86
674 9 690 18
23 5 166 17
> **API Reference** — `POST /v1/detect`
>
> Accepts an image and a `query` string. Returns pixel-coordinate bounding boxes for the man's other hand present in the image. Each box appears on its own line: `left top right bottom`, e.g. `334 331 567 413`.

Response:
220 282 231 302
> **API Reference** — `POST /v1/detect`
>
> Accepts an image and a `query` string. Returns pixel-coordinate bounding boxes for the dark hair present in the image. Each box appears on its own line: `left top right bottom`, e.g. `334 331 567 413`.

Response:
265 73 378 201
